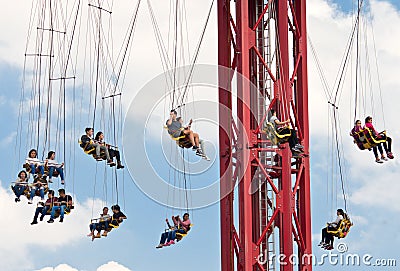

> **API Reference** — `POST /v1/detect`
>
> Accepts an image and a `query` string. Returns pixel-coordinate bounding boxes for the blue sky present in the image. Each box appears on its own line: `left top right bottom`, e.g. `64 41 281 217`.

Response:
333 0 400 12
0 0 400 270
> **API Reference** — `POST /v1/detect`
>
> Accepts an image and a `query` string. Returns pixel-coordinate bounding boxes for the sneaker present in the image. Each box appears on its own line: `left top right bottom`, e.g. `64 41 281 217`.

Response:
28 199 33 204
291 147 302 153
295 144 304 149
48 179 53 183
325 245 333 250
163 241 171 247
107 160 116 167
381 156 388 161
40 215 44 221
117 163 125 169
318 241 325 247
168 240 175 245
203 155 211 161
375 158 383 164
59 217 64 223
192 146 198 151
30 220 38 225
196 149 204 156
102 231 108 237
61 180 65 185
47 218 54 223
387 152 394 159
156 244 164 249
15 198 19 203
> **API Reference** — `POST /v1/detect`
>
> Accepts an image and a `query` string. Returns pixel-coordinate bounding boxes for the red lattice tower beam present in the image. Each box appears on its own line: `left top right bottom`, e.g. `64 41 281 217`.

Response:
218 0 312 270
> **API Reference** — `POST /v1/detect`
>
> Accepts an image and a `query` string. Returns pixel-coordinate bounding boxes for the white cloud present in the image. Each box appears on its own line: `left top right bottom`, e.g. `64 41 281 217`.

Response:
35 262 131 271
97 261 132 271
35 264 79 271
0 181 105 271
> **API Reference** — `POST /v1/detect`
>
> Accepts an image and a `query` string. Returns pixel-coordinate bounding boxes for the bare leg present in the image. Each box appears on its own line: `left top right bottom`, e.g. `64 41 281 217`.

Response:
184 130 196 146
193 133 200 147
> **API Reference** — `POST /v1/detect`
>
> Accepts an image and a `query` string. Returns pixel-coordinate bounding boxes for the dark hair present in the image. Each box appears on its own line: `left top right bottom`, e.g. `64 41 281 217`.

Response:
355 120 361 125
95 131 103 141
103 206 109 211
47 151 55 159
28 149 37 158
170 109 177 115
58 188 66 194
85 127 93 133
183 212 189 217
337 209 344 215
267 109 276 122
18 170 27 178
111 204 120 211
365 116 372 123
48 190 55 196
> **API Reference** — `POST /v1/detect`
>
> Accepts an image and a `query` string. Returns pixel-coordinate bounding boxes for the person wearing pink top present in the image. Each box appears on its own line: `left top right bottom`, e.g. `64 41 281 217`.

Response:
351 119 384 163
364 116 394 162
156 213 191 248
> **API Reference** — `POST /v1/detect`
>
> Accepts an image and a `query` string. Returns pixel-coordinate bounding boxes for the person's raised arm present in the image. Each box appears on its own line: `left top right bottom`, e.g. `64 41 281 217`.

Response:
167 112 174 126
274 118 290 126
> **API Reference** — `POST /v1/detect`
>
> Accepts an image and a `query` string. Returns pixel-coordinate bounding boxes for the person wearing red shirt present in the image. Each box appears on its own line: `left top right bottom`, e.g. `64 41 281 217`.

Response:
364 116 394 161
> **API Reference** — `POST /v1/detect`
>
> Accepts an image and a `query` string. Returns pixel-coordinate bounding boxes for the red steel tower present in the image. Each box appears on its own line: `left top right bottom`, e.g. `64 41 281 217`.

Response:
218 0 312 270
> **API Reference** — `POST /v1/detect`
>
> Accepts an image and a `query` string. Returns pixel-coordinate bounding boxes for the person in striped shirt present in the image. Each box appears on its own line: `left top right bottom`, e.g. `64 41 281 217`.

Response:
12 170 29 202
45 151 65 185
25 149 44 177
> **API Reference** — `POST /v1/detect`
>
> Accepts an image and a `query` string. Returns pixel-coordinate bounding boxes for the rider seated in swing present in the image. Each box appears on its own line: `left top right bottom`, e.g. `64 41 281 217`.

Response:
268 109 304 155
166 110 204 157
47 188 73 223
156 213 191 248
351 119 385 163
31 190 57 225
94 132 124 169
319 208 349 250
102 204 127 236
87 206 112 241
364 116 394 160
11 170 29 203
28 174 48 204
80 127 115 166
45 151 65 185
24 149 45 178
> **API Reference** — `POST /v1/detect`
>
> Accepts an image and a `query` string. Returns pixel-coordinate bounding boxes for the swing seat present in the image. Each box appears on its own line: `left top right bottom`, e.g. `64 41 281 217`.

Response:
164 126 187 141
177 136 193 149
44 204 74 217
23 178 49 199
327 219 352 239
78 139 106 160
44 165 59 177
10 183 29 195
263 122 291 145
23 163 42 174
175 224 193 241
352 128 387 150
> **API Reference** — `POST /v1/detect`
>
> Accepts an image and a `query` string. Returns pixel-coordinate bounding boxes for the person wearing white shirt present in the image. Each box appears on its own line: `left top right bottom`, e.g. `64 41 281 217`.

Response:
12 170 29 202
45 151 65 185
319 208 347 250
25 149 44 177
